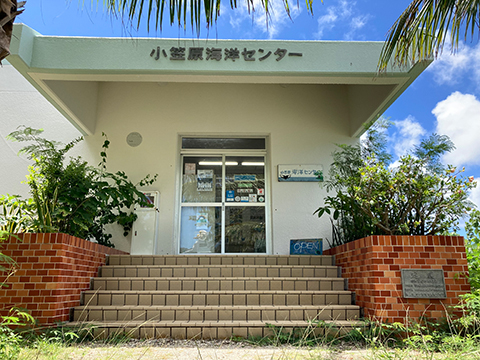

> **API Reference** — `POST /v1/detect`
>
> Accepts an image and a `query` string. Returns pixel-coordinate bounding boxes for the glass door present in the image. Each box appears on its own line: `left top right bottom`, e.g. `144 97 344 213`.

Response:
179 154 266 253
224 156 266 253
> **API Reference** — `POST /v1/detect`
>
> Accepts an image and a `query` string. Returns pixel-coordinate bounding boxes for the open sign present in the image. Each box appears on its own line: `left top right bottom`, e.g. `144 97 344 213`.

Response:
290 239 322 255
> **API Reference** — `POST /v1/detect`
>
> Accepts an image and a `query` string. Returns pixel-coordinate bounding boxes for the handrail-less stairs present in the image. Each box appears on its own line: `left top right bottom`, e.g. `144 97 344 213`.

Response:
68 255 361 339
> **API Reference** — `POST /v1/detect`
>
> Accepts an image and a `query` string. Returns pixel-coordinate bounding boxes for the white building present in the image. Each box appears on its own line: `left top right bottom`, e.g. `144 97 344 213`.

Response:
3 24 429 255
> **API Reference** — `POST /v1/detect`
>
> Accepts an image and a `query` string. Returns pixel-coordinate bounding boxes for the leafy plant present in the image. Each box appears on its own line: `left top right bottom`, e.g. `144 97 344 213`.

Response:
7 126 157 247
315 121 476 246
0 308 35 360
465 210 480 290
0 195 32 241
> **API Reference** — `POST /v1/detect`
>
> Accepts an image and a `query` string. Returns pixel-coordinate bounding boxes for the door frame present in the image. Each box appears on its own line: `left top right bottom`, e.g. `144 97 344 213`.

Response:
174 134 272 255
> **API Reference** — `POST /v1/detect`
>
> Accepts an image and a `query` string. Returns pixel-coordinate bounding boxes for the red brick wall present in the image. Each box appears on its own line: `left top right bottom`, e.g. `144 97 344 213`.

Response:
325 236 471 323
0 233 126 325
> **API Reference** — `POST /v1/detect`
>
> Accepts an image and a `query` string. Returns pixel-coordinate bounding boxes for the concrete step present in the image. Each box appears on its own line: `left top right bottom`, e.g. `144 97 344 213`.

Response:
72 305 361 323
100 264 341 278
82 290 354 307
65 319 362 339
91 277 347 292
107 255 335 266
68 255 360 340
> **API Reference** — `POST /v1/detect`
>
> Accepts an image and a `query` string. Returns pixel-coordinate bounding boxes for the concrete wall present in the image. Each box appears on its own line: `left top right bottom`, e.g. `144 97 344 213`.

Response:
1 64 359 254
0 63 81 197
80 81 358 254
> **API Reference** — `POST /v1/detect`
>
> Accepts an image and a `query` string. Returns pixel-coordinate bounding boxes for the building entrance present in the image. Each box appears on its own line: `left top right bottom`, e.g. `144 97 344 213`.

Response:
178 138 268 254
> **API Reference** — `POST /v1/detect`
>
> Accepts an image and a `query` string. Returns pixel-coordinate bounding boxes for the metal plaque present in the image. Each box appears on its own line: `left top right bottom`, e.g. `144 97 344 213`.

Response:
401 269 447 299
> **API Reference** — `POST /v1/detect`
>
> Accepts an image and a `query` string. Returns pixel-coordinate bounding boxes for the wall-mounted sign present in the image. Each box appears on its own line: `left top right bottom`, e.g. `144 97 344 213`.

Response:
290 239 323 255
150 46 303 62
278 165 323 182
401 269 447 299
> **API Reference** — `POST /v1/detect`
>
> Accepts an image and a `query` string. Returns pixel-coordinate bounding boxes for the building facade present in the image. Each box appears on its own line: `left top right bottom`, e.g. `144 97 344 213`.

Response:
5 24 430 255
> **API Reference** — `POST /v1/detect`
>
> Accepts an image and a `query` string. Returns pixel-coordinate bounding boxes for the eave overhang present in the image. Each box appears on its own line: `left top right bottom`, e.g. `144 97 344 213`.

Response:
8 24 431 137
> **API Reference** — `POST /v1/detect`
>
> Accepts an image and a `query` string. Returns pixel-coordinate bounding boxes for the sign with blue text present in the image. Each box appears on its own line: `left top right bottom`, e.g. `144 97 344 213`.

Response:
278 165 323 182
290 239 323 255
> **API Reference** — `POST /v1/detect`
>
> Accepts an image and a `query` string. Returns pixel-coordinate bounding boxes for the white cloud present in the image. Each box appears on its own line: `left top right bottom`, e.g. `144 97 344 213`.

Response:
433 91 480 166
315 0 368 40
315 6 340 39
469 184 480 209
428 42 480 86
344 15 369 40
391 116 427 158
227 0 302 38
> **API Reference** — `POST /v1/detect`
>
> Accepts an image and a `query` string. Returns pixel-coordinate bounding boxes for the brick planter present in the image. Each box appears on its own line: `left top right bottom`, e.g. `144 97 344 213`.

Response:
0 233 127 325
325 236 471 323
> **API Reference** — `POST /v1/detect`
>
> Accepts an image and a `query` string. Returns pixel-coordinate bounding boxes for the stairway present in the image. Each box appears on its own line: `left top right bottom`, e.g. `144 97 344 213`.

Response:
69 255 361 339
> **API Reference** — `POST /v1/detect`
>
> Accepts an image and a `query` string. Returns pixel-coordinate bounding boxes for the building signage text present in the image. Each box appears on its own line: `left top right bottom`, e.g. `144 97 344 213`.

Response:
150 46 303 62
278 164 323 182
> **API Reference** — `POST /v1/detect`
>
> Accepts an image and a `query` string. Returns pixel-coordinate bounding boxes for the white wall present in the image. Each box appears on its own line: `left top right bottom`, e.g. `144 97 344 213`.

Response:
0 63 81 197
1 69 360 254
79 81 359 254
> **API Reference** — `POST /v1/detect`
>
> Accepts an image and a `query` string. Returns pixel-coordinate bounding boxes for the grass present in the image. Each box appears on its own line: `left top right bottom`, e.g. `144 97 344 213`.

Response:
9 319 480 360
12 336 480 360
6 292 480 360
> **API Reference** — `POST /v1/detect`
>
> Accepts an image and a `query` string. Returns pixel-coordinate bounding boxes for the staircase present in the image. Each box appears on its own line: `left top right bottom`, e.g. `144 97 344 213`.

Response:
69 255 361 339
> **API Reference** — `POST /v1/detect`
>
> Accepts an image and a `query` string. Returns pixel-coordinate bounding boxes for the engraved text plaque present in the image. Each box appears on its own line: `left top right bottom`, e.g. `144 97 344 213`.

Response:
401 269 447 299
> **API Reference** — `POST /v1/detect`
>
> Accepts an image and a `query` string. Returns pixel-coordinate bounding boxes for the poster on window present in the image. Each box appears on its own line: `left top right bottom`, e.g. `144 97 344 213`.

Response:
195 212 209 229
197 169 214 191
185 163 196 175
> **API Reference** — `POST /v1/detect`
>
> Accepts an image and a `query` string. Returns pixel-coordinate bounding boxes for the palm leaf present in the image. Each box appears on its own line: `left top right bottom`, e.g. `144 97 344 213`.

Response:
101 0 316 34
379 0 480 72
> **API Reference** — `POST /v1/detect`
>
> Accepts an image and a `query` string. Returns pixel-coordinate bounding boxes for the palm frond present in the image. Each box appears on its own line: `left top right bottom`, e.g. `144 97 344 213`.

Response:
378 0 480 72
101 0 314 34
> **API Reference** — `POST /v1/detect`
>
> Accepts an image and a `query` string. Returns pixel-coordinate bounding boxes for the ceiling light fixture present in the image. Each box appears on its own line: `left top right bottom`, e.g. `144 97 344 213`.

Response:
241 162 265 166
198 161 238 166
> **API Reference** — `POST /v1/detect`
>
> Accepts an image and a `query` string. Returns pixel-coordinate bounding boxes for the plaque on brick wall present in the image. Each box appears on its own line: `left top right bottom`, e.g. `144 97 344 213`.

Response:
401 269 447 299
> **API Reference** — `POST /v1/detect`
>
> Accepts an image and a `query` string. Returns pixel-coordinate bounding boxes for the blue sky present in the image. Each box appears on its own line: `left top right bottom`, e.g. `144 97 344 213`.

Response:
15 0 480 211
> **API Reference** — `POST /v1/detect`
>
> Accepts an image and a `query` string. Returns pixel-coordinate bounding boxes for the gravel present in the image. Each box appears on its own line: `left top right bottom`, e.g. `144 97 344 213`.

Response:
66 338 371 360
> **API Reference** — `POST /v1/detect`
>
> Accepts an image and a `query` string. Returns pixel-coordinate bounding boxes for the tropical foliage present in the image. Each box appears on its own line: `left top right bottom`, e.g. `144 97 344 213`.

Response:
0 0 24 62
102 0 315 34
379 0 480 71
315 121 476 246
4 126 156 247
465 209 480 290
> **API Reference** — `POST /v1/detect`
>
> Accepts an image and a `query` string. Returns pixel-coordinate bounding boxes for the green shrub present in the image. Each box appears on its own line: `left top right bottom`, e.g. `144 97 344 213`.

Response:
465 210 480 290
315 121 476 246
6 127 157 247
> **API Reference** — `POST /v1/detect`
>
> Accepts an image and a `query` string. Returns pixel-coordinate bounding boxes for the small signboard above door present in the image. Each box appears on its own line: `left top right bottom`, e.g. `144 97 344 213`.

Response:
278 165 323 182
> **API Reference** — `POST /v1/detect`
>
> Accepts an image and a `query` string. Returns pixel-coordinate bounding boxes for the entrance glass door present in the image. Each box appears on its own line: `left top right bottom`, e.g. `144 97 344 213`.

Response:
179 154 266 254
